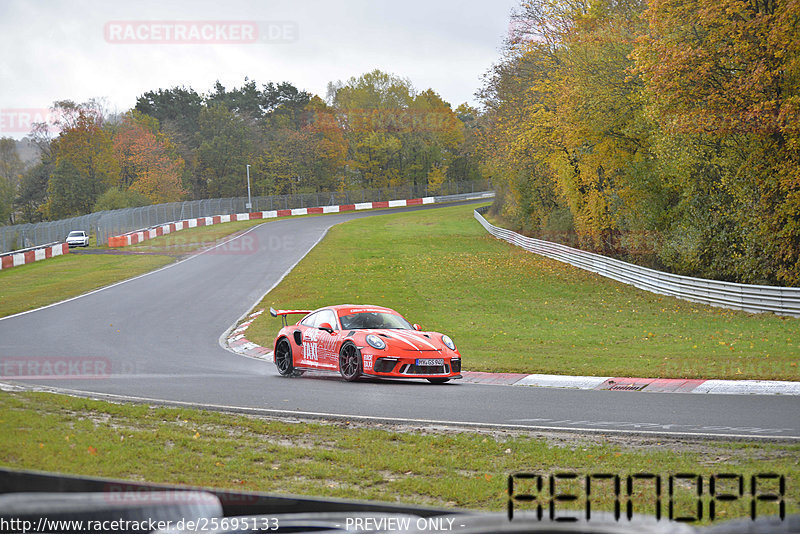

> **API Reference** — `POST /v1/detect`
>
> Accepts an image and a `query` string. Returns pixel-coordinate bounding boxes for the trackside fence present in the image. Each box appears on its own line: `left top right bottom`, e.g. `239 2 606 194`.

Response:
0 180 489 254
474 207 800 317
110 191 496 247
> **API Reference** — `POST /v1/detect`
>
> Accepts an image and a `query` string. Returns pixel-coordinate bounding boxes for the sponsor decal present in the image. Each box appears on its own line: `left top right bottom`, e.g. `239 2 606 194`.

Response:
301 328 338 364
302 329 320 361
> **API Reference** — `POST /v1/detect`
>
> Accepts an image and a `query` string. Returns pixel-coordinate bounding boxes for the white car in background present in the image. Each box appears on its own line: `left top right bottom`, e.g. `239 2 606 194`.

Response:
65 230 90 247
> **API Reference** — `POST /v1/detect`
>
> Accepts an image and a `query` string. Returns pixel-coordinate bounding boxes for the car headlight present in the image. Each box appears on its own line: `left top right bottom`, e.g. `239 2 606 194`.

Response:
366 334 386 350
442 335 456 351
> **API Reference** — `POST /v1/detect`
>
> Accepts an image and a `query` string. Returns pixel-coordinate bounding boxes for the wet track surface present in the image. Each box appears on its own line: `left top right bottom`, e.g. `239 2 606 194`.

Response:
1 202 798 440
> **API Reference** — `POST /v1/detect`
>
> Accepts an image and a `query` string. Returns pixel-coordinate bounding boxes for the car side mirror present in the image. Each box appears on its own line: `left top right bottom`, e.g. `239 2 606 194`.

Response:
413 324 422 331
318 322 335 334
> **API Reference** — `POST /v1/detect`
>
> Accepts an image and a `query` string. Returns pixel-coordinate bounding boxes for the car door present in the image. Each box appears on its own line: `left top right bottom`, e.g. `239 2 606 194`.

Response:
297 312 322 368
314 309 341 369
299 309 339 370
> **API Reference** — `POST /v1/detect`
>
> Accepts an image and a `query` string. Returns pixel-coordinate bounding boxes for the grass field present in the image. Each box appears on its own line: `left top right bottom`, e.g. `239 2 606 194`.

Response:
2 391 796 521
0 219 265 318
0 254 173 318
246 203 799 380
2 206 797 523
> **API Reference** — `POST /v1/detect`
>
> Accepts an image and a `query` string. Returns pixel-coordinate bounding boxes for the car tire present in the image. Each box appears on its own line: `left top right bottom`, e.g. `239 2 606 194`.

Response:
275 337 295 377
338 342 361 382
427 378 450 384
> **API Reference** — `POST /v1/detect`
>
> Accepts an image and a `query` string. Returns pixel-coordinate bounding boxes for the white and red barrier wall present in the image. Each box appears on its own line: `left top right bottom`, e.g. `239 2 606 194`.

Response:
0 242 69 271
108 197 435 248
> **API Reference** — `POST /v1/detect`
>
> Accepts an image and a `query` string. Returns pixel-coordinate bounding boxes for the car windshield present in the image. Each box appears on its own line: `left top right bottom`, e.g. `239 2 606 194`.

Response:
339 312 413 330
68 231 83 237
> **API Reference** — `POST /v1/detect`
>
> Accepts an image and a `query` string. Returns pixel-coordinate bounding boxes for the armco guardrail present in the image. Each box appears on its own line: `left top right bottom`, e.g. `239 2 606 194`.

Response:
110 191 496 247
0 242 69 271
474 207 800 317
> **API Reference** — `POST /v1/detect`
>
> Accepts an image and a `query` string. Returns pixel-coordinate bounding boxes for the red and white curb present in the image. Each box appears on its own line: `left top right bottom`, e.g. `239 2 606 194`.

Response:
224 311 799 395
0 243 69 271
457 373 799 395
691 379 800 395
226 309 274 361
109 197 436 247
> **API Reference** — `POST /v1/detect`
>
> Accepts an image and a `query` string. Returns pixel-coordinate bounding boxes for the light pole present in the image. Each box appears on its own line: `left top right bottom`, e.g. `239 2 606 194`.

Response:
246 164 252 211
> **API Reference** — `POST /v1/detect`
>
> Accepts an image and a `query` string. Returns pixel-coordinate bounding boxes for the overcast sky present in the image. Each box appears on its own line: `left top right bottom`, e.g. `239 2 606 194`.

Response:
0 0 518 138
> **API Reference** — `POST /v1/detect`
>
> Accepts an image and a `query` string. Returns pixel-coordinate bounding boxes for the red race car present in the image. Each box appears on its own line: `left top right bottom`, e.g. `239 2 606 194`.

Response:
269 305 462 383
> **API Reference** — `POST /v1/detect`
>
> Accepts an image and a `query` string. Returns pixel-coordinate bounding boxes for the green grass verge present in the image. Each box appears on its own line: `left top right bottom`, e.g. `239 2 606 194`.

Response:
0 254 173 318
246 203 799 380
0 219 266 318
2 391 797 521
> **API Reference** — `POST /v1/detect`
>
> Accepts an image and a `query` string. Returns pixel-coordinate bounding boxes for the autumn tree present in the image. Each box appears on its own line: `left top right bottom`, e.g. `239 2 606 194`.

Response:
196 103 253 198
46 106 119 218
207 79 311 121
112 111 186 203
14 123 54 223
478 16 570 235
0 138 24 224
634 0 800 283
448 104 483 184
480 0 799 285
47 160 96 218
328 70 466 192
135 86 204 198
135 86 204 140
250 95 346 195
402 89 464 190
15 162 50 223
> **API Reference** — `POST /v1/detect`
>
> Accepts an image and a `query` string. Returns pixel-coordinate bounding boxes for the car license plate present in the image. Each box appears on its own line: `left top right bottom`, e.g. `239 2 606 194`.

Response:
417 358 444 366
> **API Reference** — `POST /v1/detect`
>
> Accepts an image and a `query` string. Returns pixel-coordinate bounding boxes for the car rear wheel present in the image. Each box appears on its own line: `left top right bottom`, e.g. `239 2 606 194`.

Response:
427 378 450 384
339 342 361 382
275 338 294 377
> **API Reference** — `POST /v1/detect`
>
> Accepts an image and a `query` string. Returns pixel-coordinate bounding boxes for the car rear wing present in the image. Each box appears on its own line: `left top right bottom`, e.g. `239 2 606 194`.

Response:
269 307 312 327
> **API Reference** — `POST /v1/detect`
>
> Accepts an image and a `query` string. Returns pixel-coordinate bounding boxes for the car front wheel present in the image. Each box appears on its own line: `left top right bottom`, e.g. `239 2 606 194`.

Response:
339 342 361 382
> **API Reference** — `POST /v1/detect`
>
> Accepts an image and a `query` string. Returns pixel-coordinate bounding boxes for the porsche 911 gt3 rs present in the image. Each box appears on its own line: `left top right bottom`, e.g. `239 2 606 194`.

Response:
269 305 462 383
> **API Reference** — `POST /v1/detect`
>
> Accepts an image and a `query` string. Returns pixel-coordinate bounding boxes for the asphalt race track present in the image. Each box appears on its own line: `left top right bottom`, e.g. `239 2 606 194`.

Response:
1 201 798 440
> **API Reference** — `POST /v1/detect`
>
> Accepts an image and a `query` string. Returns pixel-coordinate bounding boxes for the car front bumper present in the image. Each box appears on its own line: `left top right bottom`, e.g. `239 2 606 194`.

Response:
364 355 462 379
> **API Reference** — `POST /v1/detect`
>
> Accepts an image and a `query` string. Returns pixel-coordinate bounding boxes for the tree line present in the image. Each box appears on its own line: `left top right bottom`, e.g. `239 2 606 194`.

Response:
2 0 797 286
0 69 482 225
478 0 799 286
